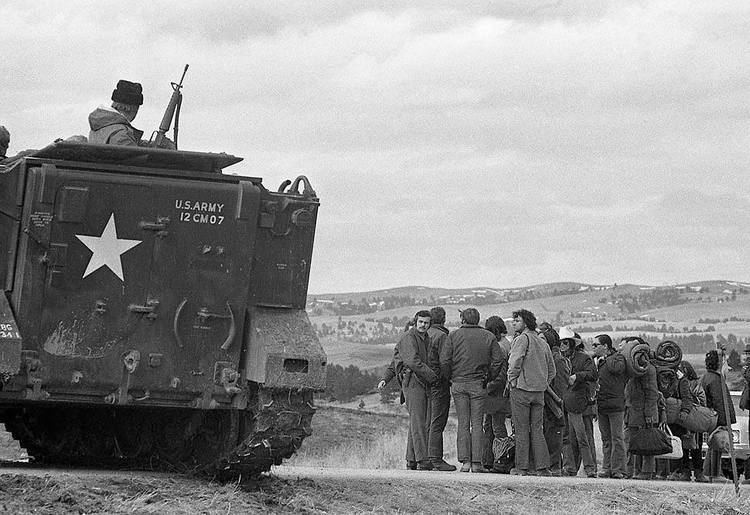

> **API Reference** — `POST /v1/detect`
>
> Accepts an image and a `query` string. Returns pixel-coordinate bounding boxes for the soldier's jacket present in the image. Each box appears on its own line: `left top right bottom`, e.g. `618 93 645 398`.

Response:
88 106 143 146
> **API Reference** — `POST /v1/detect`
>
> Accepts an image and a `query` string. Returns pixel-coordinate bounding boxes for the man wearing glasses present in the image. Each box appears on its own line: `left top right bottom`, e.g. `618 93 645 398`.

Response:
593 334 627 478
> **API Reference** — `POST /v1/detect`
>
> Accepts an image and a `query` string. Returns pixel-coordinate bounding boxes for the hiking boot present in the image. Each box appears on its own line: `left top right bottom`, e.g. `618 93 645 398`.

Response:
667 471 691 482
416 460 434 471
430 459 457 472
471 463 489 473
693 472 709 483
406 461 417 470
460 461 471 472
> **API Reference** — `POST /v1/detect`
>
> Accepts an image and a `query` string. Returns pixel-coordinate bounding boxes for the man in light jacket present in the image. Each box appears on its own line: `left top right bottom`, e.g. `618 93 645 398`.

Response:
507 309 556 476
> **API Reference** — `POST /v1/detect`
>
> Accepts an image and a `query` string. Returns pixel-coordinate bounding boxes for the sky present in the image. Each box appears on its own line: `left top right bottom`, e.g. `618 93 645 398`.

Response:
3 1 750 294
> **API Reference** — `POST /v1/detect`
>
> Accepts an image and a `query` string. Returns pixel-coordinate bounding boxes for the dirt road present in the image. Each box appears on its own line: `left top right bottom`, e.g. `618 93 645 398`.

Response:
0 463 748 514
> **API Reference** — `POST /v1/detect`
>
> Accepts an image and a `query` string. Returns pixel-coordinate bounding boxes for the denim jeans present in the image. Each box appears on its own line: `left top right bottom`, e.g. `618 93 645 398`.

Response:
564 411 596 476
452 380 486 463
544 408 564 474
428 383 451 460
598 410 626 475
510 388 549 471
403 382 429 462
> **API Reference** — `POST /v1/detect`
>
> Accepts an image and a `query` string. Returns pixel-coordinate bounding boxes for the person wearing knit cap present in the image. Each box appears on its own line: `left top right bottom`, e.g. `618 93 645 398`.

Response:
88 80 145 146
0 126 9 159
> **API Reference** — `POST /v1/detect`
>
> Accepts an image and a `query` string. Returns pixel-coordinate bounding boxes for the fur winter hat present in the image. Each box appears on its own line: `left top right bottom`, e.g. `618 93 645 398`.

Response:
112 80 143 106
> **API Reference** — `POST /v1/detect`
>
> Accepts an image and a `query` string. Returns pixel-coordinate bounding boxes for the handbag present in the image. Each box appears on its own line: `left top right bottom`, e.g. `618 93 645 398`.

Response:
657 425 683 460
629 425 673 456
679 405 718 433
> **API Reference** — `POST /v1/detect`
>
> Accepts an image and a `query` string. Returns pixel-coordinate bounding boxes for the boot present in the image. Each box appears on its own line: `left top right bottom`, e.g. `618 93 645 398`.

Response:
406 461 417 470
667 470 691 482
471 463 489 473
430 459 457 472
693 471 709 483
416 460 434 471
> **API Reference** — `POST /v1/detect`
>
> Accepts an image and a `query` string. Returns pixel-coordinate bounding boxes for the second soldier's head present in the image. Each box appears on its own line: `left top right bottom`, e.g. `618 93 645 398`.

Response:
111 80 144 122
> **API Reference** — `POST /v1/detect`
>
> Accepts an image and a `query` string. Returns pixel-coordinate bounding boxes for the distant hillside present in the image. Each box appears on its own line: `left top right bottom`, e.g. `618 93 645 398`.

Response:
310 279 750 372
308 280 748 318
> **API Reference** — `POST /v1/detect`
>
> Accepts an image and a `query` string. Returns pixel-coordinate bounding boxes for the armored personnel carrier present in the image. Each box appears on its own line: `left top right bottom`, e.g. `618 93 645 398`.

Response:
0 141 326 477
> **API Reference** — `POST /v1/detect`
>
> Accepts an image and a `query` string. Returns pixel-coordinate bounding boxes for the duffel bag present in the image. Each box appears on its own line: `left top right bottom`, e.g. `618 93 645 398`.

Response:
629 426 673 456
679 405 718 433
708 426 731 453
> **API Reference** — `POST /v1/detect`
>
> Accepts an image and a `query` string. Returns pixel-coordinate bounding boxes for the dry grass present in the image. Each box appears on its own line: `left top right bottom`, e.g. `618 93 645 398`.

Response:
289 405 459 469
3 468 750 515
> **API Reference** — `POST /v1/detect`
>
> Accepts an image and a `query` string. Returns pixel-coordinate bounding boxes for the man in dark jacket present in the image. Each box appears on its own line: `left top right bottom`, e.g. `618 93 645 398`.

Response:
397 310 438 470
593 334 627 478
541 326 570 476
440 308 503 473
426 307 456 471
89 80 145 146
560 328 598 477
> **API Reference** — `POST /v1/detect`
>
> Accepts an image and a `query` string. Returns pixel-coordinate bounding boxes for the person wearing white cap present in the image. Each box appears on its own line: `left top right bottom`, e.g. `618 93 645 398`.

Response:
560 327 598 477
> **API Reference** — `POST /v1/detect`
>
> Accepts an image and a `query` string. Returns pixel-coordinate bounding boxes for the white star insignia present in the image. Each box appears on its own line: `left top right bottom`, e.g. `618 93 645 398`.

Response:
76 213 142 282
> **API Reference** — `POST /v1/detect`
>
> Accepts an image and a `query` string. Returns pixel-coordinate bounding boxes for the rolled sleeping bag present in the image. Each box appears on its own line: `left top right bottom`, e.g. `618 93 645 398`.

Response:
623 339 651 377
653 340 682 369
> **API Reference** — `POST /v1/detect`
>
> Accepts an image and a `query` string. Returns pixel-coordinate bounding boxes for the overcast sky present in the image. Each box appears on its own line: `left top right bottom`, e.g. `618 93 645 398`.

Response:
3 1 750 294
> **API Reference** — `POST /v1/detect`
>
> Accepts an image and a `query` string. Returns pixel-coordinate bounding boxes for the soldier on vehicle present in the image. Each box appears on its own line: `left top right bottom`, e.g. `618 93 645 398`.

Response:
0 126 9 160
426 307 457 471
88 80 145 146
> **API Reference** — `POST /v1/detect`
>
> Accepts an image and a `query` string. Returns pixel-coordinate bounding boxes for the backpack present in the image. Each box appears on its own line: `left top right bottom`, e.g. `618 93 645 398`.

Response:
492 436 515 474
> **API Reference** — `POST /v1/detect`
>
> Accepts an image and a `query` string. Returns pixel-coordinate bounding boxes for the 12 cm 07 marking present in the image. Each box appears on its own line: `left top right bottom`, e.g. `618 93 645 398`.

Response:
179 212 225 224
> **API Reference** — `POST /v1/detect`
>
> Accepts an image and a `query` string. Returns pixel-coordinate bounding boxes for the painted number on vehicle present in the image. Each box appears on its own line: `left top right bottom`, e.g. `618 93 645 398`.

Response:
175 200 226 225
0 323 20 339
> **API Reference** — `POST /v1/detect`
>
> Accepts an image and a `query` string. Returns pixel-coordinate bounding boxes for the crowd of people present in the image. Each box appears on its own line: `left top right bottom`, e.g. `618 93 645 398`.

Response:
378 306 747 483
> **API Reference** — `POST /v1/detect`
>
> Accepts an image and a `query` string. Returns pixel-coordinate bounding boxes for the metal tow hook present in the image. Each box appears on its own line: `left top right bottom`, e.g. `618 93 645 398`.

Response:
115 350 141 405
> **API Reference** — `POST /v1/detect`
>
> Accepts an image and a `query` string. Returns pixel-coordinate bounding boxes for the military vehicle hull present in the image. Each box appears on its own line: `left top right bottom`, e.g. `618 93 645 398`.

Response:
0 142 326 476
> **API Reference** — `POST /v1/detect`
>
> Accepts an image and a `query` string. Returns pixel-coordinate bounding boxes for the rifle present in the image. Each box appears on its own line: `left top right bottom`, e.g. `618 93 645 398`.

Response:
151 64 189 149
